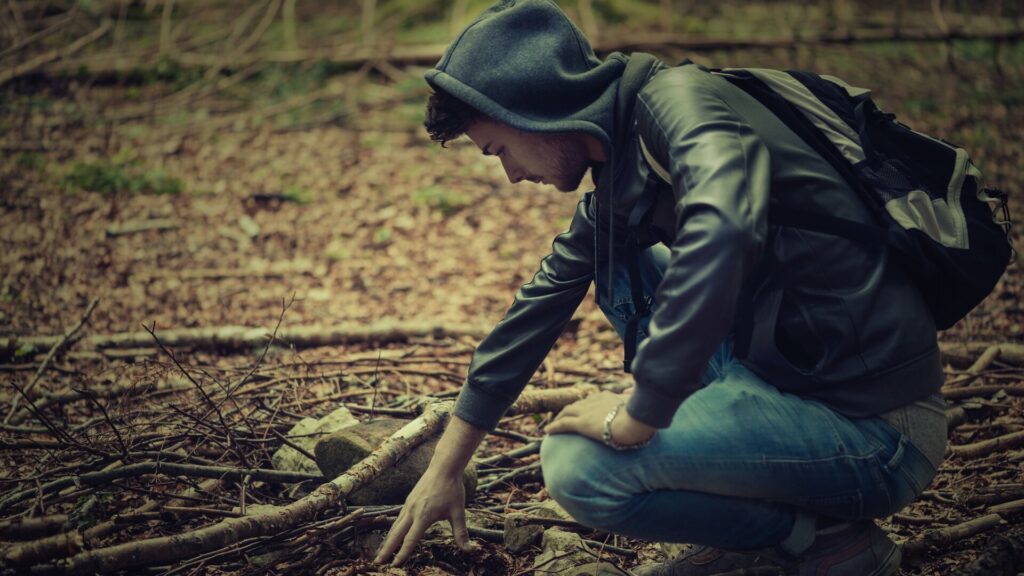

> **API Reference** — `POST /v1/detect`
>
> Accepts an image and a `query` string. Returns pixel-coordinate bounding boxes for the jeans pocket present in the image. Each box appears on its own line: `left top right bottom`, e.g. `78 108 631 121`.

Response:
899 443 938 497
883 440 937 513
882 434 909 475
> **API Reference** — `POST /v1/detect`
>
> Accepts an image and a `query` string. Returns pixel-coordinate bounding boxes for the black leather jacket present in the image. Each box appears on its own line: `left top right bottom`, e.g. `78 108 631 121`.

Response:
453 62 944 431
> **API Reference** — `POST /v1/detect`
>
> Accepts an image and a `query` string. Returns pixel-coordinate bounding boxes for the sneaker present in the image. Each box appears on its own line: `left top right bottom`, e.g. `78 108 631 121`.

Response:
631 544 785 576
795 521 901 576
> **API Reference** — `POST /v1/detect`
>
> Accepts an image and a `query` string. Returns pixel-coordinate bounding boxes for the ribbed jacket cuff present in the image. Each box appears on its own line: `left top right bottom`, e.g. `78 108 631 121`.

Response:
453 381 514 433
626 385 686 429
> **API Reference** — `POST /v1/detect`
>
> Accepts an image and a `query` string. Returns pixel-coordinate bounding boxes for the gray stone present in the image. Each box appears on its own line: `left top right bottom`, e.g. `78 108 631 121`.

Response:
270 406 359 475
314 417 477 505
425 509 501 541
532 527 632 575
522 498 574 521
534 528 593 573
563 561 629 576
504 507 559 553
352 530 386 562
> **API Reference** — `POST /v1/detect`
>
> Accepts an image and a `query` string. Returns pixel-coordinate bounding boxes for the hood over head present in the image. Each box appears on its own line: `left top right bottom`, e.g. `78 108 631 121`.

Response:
424 0 628 153
427 0 667 310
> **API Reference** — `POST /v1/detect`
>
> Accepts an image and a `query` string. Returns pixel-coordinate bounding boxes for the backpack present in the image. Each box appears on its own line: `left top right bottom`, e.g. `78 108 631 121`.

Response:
637 65 1014 331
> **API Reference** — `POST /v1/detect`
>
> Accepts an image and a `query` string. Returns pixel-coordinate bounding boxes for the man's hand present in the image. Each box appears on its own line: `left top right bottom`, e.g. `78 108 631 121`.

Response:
545 390 656 445
373 466 472 566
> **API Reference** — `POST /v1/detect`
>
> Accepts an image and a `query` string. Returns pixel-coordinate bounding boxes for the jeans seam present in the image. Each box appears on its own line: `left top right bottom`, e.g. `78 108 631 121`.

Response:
610 448 887 477
895 442 937 496
868 459 894 516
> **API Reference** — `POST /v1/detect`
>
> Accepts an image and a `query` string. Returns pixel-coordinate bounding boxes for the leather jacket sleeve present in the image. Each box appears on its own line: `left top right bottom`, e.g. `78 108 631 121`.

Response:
453 194 596 432
626 72 771 428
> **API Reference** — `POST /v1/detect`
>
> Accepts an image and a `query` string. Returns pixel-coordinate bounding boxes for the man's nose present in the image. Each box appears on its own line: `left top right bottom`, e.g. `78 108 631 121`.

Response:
500 157 525 184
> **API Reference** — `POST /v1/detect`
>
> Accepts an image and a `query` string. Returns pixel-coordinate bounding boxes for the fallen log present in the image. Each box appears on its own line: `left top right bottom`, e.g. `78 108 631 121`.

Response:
506 384 600 416
2 532 84 567
966 485 1024 507
34 28 1024 80
0 19 112 86
943 385 1024 401
989 499 1024 516
951 430 1024 459
0 516 69 541
903 513 1005 557
940 342 1024 368
0 322 490 357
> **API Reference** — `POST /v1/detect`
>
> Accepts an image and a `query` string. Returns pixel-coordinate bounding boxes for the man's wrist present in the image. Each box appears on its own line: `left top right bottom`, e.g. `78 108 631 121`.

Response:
428 415 487 476
608 403 657 446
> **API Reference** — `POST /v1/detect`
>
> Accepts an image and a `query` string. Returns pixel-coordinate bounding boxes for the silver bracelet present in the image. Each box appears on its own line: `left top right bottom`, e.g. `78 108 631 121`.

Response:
602 402 654 451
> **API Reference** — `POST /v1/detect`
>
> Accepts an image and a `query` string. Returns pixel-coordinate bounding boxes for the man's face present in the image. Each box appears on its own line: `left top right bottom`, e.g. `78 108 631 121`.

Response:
465 119 594 193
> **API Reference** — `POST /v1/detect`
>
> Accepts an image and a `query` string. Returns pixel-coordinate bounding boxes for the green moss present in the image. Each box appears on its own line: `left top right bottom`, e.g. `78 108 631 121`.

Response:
15 153 44 171
373 226 392 245
14 343 35 359
414 185 469 216
323 240 351 261
62 161 184 196
282 186 312 204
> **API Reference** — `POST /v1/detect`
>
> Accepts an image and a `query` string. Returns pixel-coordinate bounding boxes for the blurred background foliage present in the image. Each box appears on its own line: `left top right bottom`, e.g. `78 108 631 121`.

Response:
3 0 1022 202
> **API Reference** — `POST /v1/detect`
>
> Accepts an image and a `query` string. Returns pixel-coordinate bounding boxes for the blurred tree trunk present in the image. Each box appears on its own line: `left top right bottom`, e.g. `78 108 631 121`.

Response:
362 0 376 47
283 0 297 51
113 0 128 48
159 0 174 56
6 0 26 42
894 0 906 35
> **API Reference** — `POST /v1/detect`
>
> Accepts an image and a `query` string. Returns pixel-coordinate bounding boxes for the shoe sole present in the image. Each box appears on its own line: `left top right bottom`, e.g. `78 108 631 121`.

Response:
786 542 902 576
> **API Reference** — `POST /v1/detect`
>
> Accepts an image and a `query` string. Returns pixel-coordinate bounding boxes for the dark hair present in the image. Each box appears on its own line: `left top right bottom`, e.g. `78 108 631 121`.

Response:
424 86 481 147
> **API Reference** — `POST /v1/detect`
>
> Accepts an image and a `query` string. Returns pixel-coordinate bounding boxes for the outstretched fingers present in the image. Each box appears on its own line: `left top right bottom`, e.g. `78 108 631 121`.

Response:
450 504 471 551
392 518 431 566
374 510 412 565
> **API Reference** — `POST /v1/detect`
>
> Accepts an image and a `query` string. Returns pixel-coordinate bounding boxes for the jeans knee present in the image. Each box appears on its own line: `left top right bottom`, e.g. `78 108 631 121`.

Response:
540 434 584 506
540 434 633 529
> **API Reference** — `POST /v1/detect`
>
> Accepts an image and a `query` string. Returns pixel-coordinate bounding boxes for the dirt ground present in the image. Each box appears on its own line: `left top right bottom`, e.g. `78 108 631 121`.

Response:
2 26 1024 576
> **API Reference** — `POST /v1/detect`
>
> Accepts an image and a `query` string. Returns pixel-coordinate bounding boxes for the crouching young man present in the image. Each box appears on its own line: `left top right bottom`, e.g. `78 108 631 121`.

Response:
374 1 950 574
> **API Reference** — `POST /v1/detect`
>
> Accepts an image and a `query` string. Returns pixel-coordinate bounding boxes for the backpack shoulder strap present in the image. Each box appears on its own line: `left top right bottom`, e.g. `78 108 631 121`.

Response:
638 134 671 186
712 69 887 222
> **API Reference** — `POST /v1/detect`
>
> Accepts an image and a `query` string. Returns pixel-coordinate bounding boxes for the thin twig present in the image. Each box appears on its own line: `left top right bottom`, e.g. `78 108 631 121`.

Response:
75 385 129 459
5 297 98 423
144 322 251 469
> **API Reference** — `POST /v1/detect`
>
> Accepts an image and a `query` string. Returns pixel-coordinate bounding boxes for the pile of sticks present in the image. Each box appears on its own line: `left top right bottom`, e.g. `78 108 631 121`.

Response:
0 307 617 574
1 323 1023 573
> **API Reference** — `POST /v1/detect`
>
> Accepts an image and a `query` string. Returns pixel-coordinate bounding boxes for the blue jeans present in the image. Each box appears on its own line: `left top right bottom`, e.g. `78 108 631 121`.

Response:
541 245 941 555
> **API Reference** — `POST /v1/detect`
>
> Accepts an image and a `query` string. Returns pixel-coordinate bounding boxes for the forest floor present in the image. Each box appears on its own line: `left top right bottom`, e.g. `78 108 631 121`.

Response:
2 28 1024 576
